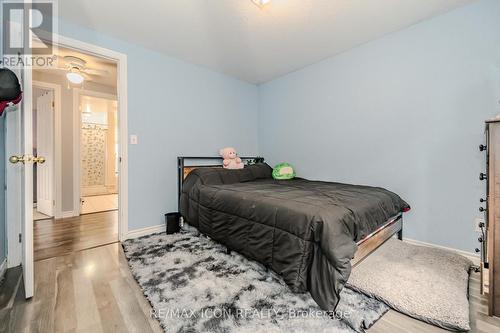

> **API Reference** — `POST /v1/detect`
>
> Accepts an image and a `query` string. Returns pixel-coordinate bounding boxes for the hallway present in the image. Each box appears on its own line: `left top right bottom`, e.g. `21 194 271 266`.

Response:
34 211 118 261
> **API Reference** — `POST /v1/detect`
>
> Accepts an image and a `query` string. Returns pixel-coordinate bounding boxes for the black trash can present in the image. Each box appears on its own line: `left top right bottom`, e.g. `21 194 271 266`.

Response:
165 212 181 234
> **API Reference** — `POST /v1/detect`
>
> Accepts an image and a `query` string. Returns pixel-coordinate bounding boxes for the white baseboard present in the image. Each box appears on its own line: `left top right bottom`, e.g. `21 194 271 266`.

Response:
125 224 165 240
403 238 480 265
61 211 76 218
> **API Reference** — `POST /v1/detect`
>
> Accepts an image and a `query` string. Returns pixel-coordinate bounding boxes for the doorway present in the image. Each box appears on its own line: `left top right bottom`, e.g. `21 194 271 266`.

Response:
4 34 128 298
31 41 124 261
77 93 119 215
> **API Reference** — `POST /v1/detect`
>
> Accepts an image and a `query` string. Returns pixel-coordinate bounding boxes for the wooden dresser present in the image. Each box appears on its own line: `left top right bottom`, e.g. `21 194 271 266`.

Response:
483 120 500 316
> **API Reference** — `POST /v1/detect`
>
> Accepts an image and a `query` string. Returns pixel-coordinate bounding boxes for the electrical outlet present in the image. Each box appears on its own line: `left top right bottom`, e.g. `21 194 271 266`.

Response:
474 217 485 232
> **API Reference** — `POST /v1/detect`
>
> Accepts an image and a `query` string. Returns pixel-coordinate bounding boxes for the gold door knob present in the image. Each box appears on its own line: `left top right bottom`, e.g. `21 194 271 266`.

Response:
33 156 46 164
9 155 25 164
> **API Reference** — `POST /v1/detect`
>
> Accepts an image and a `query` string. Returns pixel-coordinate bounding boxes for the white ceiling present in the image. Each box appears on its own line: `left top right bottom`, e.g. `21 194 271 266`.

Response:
58 0 475 84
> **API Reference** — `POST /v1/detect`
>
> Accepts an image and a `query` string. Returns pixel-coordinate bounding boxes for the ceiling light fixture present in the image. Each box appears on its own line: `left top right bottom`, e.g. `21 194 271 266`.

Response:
66 67 84 84
252 0 271 8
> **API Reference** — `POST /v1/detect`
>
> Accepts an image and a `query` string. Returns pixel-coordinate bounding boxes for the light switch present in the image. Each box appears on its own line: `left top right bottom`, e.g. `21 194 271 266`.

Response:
130 135 138 145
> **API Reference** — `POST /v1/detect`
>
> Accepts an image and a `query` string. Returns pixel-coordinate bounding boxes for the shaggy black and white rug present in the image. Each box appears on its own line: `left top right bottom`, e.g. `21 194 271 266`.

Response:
122 227 388 333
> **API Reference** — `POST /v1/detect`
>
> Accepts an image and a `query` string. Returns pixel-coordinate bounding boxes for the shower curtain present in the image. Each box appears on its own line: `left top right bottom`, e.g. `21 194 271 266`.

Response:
81 123 107 188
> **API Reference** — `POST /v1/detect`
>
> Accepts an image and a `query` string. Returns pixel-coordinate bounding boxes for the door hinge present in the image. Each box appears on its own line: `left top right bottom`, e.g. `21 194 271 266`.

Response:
52 101 55 108
119 157 122 163
53 200 56 206
19 233 22 243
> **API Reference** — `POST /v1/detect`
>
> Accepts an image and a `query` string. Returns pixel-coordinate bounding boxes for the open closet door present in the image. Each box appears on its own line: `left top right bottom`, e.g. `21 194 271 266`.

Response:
36 91 54 216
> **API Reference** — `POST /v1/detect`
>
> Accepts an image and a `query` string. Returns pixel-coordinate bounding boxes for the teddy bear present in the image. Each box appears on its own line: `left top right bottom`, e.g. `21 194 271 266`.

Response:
219 147 244 169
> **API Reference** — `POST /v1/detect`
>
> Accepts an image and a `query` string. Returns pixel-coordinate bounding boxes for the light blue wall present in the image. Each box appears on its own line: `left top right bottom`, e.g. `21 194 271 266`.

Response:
58 0 500 252
58 21 259 231
258 0 500 253
0 116 6 264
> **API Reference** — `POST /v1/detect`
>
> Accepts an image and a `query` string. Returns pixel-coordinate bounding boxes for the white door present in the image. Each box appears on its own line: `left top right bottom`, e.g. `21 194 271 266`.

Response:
5 64 34 299
36 91 54 216
21 65 34 299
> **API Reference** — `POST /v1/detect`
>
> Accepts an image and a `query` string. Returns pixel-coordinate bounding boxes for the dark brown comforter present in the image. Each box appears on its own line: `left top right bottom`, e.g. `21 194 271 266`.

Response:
180 163 409 311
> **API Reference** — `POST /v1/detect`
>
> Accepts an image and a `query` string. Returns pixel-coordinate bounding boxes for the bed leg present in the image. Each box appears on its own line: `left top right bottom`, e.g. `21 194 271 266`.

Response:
397 227 403 240
226 247 231 255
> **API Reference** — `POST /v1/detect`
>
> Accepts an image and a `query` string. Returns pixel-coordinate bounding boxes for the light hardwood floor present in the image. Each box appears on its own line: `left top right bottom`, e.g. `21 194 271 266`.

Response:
0 243 162 333
34 211 118 261
2 240 500 332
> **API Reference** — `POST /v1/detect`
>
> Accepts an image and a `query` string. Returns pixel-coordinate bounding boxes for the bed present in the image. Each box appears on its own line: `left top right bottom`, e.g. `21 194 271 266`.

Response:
178 157 410 312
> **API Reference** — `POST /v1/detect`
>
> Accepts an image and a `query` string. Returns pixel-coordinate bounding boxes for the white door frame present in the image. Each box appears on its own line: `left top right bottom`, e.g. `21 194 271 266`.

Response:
73 89 118 216
32 81 62 219
54 34 128 241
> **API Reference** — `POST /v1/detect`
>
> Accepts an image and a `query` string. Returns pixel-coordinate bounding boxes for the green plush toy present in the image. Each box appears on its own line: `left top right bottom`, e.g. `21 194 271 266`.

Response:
272 162 296 180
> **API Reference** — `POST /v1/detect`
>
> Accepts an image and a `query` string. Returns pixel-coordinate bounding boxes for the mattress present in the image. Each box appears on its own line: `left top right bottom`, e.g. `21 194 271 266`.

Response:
180 163 409 311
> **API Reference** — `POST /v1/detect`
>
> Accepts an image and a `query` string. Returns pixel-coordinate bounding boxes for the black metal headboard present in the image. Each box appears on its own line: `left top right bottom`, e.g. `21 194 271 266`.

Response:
177 156 265 211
